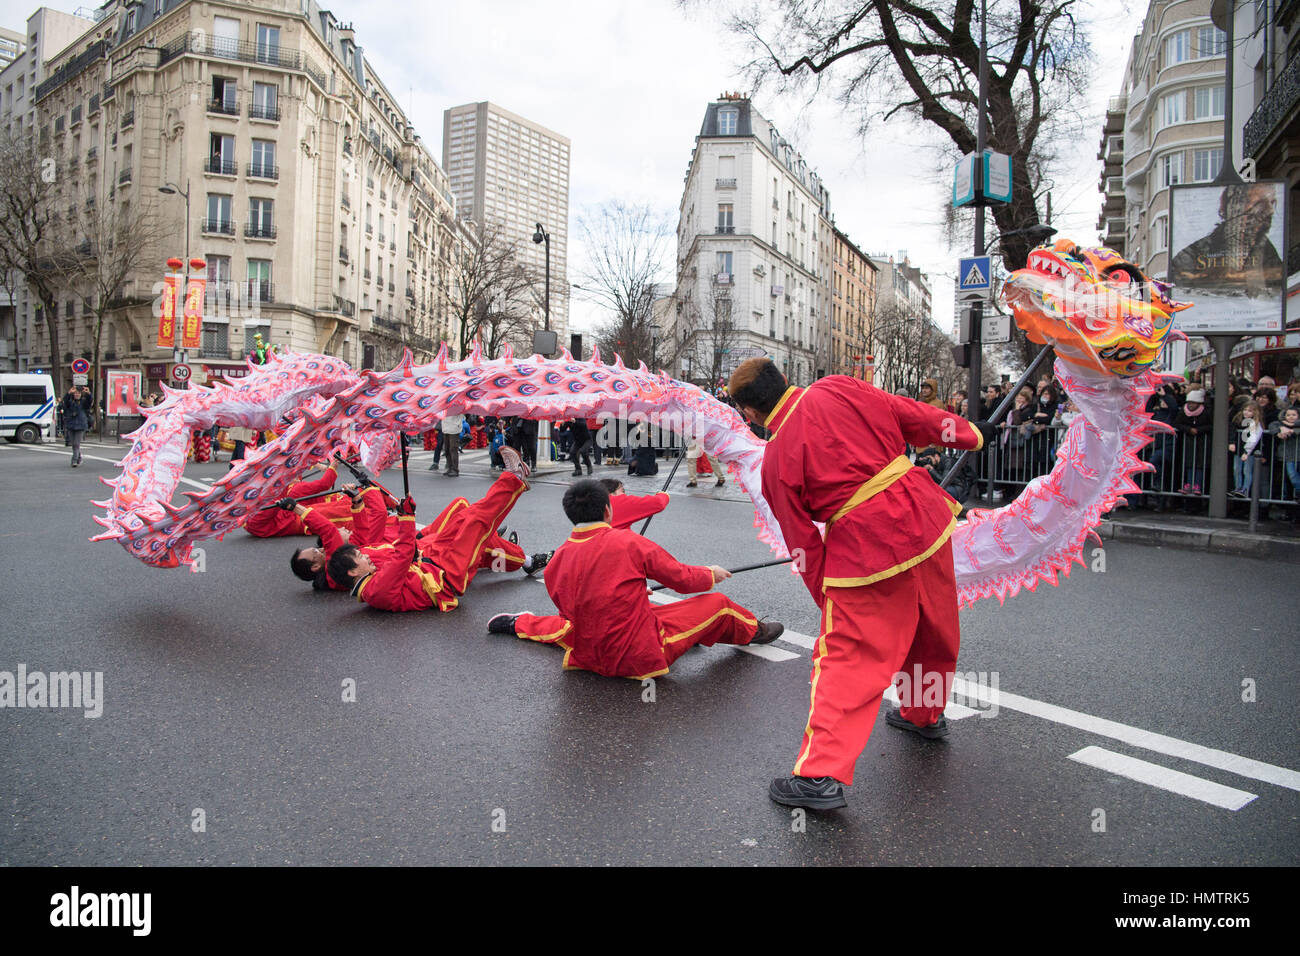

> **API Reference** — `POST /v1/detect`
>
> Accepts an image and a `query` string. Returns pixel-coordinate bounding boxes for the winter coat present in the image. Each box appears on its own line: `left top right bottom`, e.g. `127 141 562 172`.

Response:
61 393 89 432
1267 418 1300 462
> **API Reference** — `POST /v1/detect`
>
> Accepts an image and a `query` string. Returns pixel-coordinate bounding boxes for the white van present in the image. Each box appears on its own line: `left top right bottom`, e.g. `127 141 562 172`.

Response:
0 373 56 443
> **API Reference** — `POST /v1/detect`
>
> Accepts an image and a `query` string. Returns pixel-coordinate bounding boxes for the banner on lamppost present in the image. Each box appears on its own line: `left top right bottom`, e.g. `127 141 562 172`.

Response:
157 273 179 348
181 258 207 350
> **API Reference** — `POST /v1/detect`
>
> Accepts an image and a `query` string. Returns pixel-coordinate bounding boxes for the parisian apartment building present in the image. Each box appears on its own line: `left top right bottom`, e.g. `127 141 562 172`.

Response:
672 94 834 388
1099 0 1228 375
829 225 878 380
443 100 571 343
5 0 465 392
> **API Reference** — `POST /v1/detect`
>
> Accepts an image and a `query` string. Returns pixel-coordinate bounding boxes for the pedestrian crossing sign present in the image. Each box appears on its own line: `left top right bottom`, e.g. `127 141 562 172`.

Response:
958 256 991 293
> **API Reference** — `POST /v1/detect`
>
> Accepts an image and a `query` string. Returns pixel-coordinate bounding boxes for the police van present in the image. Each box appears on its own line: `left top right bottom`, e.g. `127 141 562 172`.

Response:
0 373 56 443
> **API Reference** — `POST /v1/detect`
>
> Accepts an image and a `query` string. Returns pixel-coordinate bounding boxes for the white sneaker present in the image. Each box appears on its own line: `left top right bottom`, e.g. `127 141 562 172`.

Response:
498 446 531 488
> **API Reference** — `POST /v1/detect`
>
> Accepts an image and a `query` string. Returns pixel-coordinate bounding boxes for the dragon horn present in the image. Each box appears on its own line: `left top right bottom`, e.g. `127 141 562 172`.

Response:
502 342 513 361
590 345 602 365
470 338 483 363
435 342 449 372
613 353 626 370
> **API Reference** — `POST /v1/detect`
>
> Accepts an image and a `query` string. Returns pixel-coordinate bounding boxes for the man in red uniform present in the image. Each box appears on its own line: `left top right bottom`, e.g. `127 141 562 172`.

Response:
727 358 994 810
245 461 357 537
489 479 783 679
596 478 669 529
326 450 549 612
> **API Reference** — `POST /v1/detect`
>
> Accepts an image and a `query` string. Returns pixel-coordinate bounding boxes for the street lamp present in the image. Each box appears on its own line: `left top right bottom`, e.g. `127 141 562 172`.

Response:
532 222 550 331
159 180 192 371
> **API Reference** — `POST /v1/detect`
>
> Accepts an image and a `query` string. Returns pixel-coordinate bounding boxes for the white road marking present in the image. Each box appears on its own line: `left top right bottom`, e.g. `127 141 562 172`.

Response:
0 443 212 492
1068 746 1258 811
953 677 1300 793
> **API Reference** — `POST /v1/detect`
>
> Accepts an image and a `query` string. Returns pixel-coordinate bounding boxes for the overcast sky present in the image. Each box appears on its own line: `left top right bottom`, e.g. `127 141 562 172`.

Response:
6 0 1148 336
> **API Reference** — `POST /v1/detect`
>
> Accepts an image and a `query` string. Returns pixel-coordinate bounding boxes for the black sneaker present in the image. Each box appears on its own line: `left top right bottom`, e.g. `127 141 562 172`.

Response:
487 613 519 636
508 530 519 545
524 551 553 577
768 775 847 811
884 707 949 739
750 620 784 645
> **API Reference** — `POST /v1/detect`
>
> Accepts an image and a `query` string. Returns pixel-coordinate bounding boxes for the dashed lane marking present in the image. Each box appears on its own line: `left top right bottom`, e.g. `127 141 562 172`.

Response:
1068 746 1259 811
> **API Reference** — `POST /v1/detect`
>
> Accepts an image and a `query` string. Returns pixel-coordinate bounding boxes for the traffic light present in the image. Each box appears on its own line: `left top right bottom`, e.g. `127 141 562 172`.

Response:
951 344 972 369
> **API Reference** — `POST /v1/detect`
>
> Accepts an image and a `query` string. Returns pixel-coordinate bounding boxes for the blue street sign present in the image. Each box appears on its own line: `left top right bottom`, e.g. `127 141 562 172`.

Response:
958 256 991 293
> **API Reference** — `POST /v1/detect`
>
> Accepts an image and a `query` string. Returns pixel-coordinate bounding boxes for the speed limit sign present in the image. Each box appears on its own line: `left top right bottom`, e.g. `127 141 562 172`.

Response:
171 363 192 382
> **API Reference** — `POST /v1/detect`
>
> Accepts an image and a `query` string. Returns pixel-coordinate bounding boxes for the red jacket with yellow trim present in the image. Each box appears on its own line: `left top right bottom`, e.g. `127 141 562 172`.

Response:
352 517 457 612
544 523 714 678
760 376 983 605
245 466 354 536
303 488 394 591
609 492 668 530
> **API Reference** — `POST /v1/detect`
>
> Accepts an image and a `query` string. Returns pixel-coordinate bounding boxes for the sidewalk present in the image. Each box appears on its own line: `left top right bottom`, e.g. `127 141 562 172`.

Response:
959 490 1300 563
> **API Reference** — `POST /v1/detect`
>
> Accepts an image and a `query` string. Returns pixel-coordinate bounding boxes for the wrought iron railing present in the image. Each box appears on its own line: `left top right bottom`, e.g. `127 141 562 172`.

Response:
1244 51 1300 158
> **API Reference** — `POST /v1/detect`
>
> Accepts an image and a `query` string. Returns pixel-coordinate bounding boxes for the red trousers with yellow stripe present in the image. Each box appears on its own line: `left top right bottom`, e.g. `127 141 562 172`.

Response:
514 592 758 677
414 475 527 595
793 539 960 786
417 496 527 579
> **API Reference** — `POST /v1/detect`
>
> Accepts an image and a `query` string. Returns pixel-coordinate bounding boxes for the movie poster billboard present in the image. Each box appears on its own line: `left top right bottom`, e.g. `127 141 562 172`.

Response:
1169 181 1287 335
105 370 141 415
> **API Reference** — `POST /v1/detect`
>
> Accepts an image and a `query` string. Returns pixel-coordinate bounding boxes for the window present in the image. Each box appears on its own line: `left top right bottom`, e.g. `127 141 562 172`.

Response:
1194 85 1225 119
205 194 232 230
1197 25 1226 57
247 258 272 301
717 203 734 233
1159 92 1185 128
251 139 275 176
1153 215 1168 252
207 255 233 309
200 323 228 358
1161 153 1183 188
213 16 239 57
211 77 236 112
248 197 273 236
1164 30 1190 66
716 251 733 276
717 108 737 136
1193 147 1223 182
251 82 278 120
208 132 234 174
256 24 280 64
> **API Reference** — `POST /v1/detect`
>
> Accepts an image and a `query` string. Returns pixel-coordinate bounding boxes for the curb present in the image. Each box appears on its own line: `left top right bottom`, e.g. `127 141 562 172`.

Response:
1099 518 1300 563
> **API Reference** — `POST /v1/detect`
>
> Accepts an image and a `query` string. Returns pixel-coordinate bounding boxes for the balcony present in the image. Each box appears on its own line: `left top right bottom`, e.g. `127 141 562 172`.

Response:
378 233 386 245
204 157 237 176
117 168 132 185
364 268 372 281
716 178 737 189
338 246 350 264
341 194 351 209
715 225 735 234
246 163 279 180
86 146 96 162
244 223 277 239
1245 52 1300 159
120 110 134 129
249 102 280 122
389 241 396 253
714 272 733 284
373 313 401 334
88 94 99 115
208 98 239 117
365 224 373 236
387 281 395 293
201 218 236 236
246 280 275 302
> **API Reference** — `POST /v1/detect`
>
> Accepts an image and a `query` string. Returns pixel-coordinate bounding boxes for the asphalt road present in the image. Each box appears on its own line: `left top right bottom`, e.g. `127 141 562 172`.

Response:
1 439 1297 866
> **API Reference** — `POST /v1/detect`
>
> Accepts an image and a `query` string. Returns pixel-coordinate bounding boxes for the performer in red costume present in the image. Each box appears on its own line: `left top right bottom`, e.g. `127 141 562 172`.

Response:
327 449 549 611
596 478 668 529
244 462 357 537
489 479 783 679
727 357 995 811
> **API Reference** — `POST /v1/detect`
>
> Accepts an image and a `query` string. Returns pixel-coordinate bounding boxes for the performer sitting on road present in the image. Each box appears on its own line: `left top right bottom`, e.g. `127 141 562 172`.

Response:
244 460 361 537
488 478 783 679
727 357 995 812
326 447 550 612
596 477 669 529
288 478 535 591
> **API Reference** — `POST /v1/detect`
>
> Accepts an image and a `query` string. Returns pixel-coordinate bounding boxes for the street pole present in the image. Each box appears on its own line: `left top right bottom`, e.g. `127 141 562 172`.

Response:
967 0 989 409
1206 0 1241 520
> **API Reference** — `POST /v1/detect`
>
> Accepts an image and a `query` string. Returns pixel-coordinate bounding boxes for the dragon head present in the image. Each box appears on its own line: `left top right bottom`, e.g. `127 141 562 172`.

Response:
1001 238 1190 377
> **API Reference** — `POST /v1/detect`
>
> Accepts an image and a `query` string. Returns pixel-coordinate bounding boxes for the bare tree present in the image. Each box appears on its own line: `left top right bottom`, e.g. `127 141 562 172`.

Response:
723 0 1090 274
576 201 673 366
49 196 165 408
448 219 535 359
0 130 65 392
871 300 956 396
686 281 742 389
